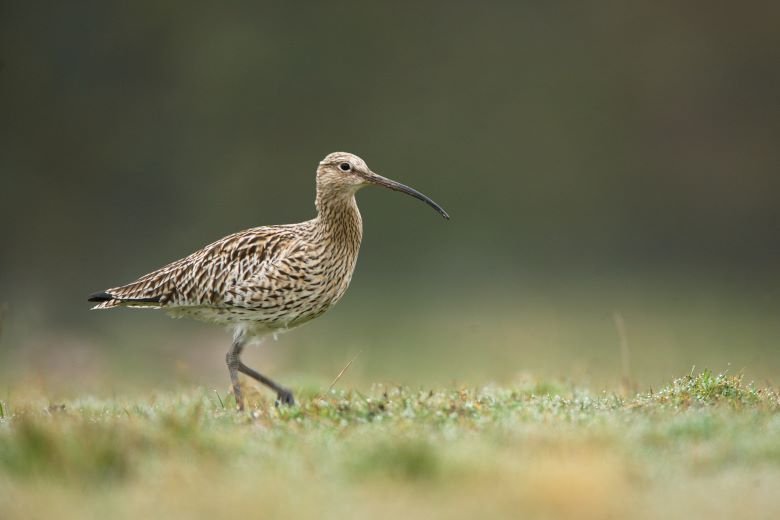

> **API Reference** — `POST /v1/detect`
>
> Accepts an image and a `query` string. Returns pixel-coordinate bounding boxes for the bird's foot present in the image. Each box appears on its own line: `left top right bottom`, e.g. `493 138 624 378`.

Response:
230 384 245 412
233 392 245 412
275 388 295 407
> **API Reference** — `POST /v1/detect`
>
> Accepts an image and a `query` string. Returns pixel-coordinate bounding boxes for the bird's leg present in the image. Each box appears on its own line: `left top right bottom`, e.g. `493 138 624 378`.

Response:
227 328 294 408
226 332 246 411
237 362 295 406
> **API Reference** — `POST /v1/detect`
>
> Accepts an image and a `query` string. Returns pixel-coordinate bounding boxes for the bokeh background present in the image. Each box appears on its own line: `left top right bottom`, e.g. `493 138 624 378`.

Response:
1 2 778 396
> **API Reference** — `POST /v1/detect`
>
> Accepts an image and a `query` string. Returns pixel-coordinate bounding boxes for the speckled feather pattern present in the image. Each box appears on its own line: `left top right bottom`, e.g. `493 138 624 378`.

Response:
91 151 448 408
92 153 365 338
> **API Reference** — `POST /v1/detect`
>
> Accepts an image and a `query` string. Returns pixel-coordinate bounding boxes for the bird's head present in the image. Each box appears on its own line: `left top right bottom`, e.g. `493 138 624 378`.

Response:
316 152 449 219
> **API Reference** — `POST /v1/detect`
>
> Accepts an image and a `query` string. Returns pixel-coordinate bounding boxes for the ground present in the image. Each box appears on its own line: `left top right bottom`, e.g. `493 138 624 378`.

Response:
1 371 779 519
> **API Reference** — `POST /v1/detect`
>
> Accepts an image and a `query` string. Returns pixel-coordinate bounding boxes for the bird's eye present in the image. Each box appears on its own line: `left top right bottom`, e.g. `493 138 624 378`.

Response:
338 162 352 172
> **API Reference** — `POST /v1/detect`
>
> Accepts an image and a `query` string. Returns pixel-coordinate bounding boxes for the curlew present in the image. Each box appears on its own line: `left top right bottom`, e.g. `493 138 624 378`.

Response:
89 152 449 410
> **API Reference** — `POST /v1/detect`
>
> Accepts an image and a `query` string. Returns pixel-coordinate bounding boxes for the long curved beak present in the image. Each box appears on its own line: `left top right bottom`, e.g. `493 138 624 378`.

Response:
365 171 450 220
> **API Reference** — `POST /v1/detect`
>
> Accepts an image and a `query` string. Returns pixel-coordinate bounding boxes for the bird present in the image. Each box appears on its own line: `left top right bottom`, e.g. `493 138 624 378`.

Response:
88 152 449 410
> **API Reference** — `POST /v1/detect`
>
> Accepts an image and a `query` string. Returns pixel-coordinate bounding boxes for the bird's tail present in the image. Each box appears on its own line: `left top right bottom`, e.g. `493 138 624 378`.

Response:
88 290 162 310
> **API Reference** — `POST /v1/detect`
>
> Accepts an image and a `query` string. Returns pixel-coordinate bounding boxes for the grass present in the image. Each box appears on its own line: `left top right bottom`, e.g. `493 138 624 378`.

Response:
0 371 779 519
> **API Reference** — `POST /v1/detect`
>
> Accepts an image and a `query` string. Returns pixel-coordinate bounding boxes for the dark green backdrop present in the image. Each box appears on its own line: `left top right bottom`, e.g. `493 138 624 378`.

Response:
1 2 778 392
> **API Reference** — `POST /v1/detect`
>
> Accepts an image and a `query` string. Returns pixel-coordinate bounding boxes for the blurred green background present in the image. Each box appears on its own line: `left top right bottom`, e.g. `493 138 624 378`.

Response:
1 2 778 395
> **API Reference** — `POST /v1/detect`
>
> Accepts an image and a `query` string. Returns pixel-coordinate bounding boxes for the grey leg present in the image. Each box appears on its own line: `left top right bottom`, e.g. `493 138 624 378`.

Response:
237 363 295 406
225 329 295 410
226 334 246 411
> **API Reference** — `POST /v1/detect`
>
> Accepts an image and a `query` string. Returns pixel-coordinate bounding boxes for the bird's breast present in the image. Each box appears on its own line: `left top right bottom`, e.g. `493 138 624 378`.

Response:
203 238 361 329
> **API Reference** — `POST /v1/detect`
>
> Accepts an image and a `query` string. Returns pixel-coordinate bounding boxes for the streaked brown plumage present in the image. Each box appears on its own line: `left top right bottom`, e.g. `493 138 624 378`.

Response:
89 152 449 410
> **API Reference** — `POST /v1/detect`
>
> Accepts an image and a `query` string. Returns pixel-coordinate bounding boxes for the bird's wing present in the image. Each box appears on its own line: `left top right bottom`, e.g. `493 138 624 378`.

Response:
89 227 298 309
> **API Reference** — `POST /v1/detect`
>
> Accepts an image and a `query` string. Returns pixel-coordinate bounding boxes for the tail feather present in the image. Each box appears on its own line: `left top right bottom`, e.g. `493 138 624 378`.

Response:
88 291 113 302
88 290 162 310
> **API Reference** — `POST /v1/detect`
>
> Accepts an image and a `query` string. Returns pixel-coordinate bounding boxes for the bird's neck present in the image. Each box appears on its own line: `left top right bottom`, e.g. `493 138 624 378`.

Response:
314 190 363 250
